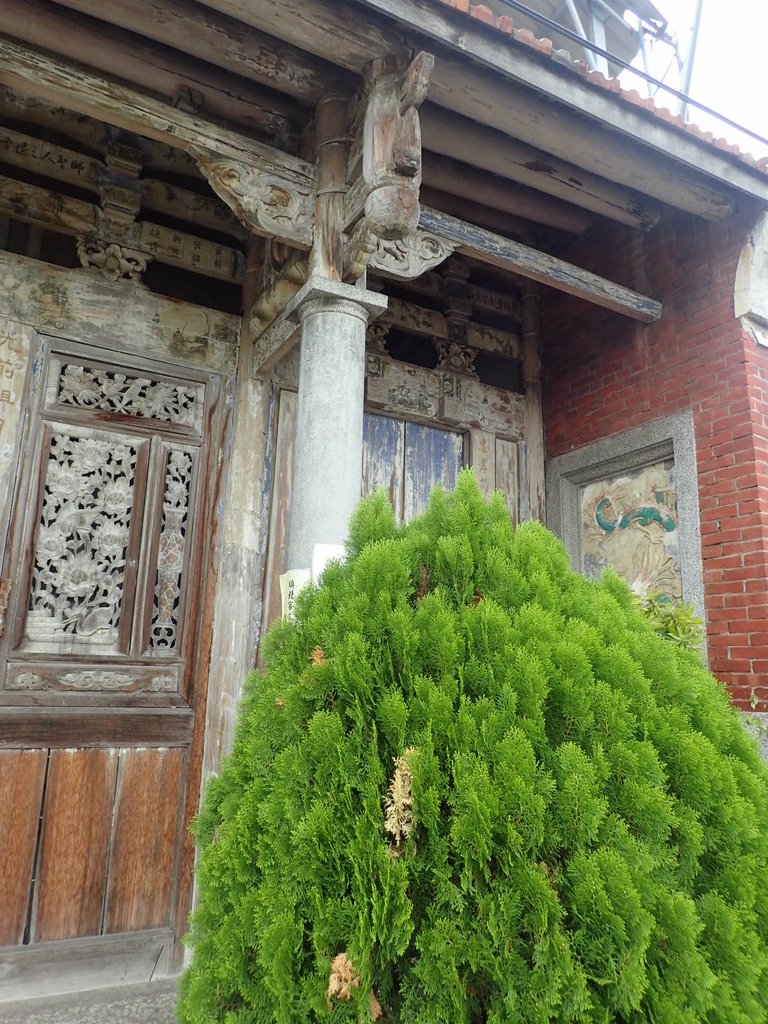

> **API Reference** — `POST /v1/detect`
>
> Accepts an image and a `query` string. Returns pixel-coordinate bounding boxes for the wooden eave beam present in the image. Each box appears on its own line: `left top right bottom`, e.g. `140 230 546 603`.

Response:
198 0 746 219
0 36 317 248
46 0 351 105
418 207 662 323
351 0 768 210
0 0 305 144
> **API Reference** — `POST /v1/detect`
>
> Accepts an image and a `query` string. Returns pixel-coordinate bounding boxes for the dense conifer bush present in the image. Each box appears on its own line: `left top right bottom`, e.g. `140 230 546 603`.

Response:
180 472 768 1023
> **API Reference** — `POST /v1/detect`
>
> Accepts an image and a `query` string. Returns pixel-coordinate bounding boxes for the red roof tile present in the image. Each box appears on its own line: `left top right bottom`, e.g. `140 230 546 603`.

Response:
432 0 768 175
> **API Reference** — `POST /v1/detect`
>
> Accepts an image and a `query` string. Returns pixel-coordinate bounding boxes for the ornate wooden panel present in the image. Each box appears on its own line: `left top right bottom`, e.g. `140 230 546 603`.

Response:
0 749 47 945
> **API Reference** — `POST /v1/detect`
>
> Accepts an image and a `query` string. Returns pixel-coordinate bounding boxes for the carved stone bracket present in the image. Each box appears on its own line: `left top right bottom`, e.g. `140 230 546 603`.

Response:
76 236 151 281
370 230 456 279
433 339 478 378
193 148 315 248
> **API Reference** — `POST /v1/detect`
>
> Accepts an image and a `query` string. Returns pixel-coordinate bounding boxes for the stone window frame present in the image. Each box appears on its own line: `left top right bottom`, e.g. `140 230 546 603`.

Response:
545 409 706 632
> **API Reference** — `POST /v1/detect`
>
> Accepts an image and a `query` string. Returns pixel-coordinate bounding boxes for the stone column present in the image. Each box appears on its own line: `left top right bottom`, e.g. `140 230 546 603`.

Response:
285 276 387 571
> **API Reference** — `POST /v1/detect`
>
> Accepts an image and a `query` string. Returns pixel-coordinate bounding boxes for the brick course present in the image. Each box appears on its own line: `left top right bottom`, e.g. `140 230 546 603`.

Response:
542 206 768 707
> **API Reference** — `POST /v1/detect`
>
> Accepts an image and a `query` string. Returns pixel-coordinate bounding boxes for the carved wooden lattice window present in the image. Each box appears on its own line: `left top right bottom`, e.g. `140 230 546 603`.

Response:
5 342 207 688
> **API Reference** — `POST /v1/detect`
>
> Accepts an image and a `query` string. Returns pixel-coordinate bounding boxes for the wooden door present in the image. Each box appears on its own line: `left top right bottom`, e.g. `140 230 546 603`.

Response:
0 331 225 998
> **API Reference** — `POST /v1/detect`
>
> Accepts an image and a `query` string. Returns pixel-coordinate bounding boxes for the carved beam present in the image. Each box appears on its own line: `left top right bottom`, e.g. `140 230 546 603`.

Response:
418 206 663 323
43 0 351 105
0 0 304 144
0 174 244 282
0 36 317 248
249 245 309 337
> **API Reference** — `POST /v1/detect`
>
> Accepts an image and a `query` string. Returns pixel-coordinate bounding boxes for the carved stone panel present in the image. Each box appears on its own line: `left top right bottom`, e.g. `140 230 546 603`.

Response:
23 426 145 654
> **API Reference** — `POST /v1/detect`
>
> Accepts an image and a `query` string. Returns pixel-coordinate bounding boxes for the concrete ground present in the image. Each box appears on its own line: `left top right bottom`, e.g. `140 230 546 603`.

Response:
0 979 179 1024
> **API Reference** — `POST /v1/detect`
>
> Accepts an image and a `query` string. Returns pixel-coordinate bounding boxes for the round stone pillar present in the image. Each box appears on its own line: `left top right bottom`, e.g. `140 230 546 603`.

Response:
286 277 387 570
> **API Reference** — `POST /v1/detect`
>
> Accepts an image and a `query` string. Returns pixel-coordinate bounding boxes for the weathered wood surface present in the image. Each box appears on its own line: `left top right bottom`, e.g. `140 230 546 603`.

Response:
0 749 47 945
423 149 596 234
0 37 317 247
403 420 464 521
363 412 406 522
33 748 118 941
105 748 183 933
0 250 239 372
310 95 350 281
495 437 521 525
0 707 195 747
0 928 173 1000
201 241 274 781
383 296 521 359
377 271 521 322
50 0 349 103
522 287 546 522
202 0 750 218
365 353 525 436
0 174 244 283
262 388 298 632
0 87 200 178
418 207 663 323
0 320 33 569
0 0 303 141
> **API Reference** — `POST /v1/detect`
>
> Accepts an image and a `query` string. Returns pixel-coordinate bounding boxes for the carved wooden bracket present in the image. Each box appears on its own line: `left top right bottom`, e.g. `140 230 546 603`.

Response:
77 237 151 281
369 229 456 279
343 51 434 280
193 147 315 248
433 339 478 378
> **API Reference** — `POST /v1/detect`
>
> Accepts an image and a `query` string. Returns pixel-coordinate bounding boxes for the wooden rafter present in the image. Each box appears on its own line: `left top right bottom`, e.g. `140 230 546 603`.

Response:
418 207 662 323
0 35 317 248
198 0 746 220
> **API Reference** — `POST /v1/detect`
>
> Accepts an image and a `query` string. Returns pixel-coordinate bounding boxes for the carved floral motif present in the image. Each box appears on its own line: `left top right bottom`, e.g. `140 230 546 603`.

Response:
26 430 138 650
56 362 203 428
76 237 150 281
150 448 194 652
433 339 478 378
370 231 455 279
8 670 175 692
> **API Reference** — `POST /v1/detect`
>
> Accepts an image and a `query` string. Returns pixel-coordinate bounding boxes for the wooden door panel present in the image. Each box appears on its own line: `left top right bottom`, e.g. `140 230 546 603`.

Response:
105 748 183 933
33 748 118 942
403 421 464 521
495 437 520 525
0 749 47 945
363 414 405 522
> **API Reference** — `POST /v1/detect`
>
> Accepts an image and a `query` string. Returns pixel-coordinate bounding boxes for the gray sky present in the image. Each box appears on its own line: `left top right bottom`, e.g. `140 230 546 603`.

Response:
635 0 768 157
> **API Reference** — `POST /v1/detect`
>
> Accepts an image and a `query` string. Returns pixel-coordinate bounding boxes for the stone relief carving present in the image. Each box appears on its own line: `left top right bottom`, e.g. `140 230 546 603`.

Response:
150 448 194 652
56 362 203 429
26 430 138 650
194 152 314 247
76 237 150 281
370 231 455 279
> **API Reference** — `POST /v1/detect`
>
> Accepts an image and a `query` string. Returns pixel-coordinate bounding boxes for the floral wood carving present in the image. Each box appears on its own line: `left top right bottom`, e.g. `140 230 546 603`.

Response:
7 670 176 692
26 430 139 650
76 237 150 281
433 339 478 378
150 448 194 652
369 231 455 279
366 322 390 355
56 362 203 429
193 151 315 247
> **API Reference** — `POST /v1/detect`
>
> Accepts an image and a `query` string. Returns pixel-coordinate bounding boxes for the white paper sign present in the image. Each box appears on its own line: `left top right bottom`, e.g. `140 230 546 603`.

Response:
311 543 345 582
279 569 311 621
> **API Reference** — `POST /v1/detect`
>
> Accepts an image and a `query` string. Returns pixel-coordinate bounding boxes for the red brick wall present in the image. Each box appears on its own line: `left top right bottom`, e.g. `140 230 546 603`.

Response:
542 206 768 707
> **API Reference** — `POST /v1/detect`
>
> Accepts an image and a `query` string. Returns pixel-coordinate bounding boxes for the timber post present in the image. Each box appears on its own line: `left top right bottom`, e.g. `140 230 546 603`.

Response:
522 283 546 522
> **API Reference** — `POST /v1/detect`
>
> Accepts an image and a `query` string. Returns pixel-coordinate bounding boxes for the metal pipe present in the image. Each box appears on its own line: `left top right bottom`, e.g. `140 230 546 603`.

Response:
562 0 599 70
678 0 705 120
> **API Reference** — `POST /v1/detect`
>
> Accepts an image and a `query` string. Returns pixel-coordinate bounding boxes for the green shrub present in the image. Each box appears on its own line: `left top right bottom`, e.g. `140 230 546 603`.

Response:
179 472 768 1023
637 592 706 652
